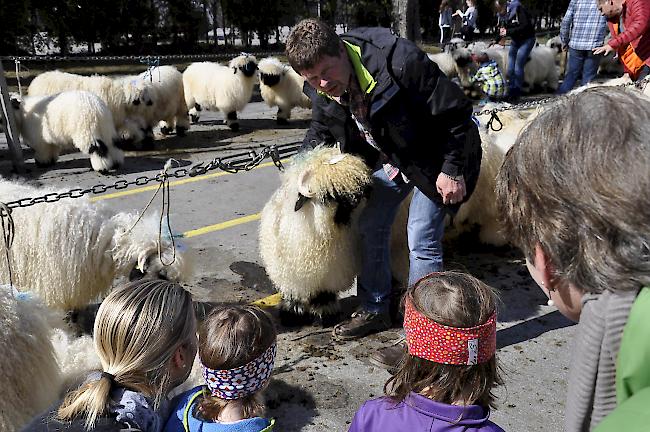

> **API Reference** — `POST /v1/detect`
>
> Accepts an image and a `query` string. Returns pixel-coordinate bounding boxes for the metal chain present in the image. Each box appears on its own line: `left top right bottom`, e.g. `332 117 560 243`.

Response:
475 75 650 131
2 143 300 210
1 52 284 62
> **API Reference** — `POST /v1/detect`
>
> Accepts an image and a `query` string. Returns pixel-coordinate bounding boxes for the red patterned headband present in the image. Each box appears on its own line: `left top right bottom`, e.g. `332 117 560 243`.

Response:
403 299 496 365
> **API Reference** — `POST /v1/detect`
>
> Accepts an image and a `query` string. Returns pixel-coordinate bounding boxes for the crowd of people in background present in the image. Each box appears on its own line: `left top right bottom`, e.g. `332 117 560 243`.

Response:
441 0 650 100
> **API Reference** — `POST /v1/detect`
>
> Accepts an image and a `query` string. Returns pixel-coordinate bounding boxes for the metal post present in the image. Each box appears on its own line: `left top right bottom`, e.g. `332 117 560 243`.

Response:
0 61 25 173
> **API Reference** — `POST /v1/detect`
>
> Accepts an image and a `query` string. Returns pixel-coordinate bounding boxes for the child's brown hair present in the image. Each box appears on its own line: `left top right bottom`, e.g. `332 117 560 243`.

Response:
197 305 277 419
385 271 502 408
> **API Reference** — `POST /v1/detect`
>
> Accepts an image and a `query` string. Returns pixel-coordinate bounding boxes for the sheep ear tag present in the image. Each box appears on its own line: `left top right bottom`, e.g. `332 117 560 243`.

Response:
325 154 347 165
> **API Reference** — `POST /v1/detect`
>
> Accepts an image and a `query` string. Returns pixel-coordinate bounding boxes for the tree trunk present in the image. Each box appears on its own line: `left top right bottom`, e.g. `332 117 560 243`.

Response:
211 0 219 46
392 0 421 42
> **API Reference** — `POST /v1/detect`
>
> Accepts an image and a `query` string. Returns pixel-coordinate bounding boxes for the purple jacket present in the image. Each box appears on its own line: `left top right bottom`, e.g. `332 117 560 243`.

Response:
348 392 505 432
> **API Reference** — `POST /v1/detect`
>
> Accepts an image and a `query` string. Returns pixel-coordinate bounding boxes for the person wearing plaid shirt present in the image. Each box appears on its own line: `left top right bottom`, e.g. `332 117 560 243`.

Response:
470 53 507 102
557 0 608 93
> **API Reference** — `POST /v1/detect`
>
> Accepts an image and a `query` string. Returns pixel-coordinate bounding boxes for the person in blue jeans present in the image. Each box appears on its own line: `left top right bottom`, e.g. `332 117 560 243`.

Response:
285 19 482 357
557 0 608 93
497 0 536 100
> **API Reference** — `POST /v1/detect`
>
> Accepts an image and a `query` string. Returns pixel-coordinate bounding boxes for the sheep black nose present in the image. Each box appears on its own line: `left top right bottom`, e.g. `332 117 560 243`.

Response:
133 99 141 105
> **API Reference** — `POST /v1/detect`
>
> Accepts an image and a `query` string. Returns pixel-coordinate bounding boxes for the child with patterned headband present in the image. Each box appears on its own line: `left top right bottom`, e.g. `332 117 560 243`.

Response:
164 305 277 432
348 271 504 432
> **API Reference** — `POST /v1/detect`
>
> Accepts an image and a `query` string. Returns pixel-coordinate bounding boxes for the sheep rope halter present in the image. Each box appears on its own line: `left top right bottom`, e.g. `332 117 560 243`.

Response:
123 158 179 267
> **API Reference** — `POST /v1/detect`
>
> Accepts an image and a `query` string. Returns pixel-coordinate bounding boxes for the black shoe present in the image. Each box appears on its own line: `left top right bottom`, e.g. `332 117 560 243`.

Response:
332 310 391 341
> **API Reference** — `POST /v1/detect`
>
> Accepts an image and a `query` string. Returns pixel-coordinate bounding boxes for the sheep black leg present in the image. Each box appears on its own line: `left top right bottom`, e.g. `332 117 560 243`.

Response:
309 291 341 327
226 111 239 131
276 108 289 125
176 125 187 136
279 297 314 327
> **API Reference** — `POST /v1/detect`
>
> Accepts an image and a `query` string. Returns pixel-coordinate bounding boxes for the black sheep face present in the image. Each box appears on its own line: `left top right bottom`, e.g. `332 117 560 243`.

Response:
455 54 472 68
239 61 258 77
260 72 281 86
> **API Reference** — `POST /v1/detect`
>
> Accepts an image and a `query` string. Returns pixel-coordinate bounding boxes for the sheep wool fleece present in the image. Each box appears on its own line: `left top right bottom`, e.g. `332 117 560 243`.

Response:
302 27 482 206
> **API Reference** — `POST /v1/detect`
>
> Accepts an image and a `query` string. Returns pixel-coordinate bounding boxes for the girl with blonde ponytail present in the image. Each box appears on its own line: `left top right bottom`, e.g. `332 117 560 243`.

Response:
23 279 198 432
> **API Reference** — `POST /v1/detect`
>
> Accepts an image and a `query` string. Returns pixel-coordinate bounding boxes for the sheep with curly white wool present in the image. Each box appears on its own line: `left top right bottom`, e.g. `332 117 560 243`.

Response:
0 286 62 431
138 65 190 136
427 46 474 89
522 45 560 92
545 35 567 76
450 102 536 245
183 54 258 131
258 57 312 124
10 92 124 172
28 70 154 145
0 179 193 311
259 146 372 326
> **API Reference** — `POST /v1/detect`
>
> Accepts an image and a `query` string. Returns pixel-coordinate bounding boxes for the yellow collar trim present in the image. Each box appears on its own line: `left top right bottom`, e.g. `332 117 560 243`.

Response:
343 40 377 94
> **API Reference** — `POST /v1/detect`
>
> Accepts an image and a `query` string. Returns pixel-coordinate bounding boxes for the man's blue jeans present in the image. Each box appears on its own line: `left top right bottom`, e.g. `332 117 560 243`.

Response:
557 48 601 94
507 37 536 96
357 168 445 314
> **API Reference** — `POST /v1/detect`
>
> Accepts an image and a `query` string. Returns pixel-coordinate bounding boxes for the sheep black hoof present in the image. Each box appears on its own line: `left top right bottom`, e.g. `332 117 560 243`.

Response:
279 303 314 327
228 122 240 132
190 115 200 124
276 118 289 125
160 126 174 135
318 312 342 328
35 159 56 168
176 126 188 137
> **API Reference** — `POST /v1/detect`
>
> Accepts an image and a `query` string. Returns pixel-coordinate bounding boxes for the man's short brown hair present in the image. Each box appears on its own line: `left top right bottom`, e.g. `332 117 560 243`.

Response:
285 18 341 72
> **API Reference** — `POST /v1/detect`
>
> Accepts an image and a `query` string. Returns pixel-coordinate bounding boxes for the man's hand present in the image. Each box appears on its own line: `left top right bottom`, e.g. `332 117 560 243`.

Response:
436 173 466 205
593 44 614 55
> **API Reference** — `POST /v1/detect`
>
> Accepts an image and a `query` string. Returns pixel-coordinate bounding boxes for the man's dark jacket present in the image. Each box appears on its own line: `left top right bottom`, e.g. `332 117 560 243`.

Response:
302 27 482 206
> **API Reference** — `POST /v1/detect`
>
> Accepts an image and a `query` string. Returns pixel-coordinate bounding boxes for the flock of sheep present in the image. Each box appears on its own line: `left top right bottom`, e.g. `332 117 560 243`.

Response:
1 42 649 431
4 54 311 173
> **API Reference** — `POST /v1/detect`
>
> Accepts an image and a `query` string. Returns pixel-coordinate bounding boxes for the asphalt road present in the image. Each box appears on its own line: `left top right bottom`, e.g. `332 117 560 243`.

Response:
0 101 574 431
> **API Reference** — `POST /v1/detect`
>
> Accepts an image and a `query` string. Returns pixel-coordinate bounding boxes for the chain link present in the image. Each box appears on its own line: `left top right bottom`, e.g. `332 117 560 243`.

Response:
475 75 650 131
3 143 300 210
1 52 284 63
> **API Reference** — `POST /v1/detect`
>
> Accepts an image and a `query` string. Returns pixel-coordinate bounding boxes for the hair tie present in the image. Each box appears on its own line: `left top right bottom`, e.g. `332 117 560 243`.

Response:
101 371 116 385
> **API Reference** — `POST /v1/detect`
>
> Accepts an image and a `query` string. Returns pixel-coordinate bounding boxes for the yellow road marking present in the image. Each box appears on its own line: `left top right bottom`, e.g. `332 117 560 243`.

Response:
183 213 261 238
250 292 282 307
91 160 283 202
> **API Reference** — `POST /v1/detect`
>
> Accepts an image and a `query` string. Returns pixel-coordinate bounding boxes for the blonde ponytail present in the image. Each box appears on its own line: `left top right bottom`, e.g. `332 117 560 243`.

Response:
57 279 196 429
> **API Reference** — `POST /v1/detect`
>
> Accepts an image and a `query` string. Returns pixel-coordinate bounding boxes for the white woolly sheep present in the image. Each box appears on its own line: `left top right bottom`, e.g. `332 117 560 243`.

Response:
259 146 372 326
0 179 193 311
28 70 154 145
183 54 258 131
428 46 474 88
138 65 190 136
10 91 124 172
0 286 62 432
545 36 566 75
523 45 560 92
258 57 312 124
